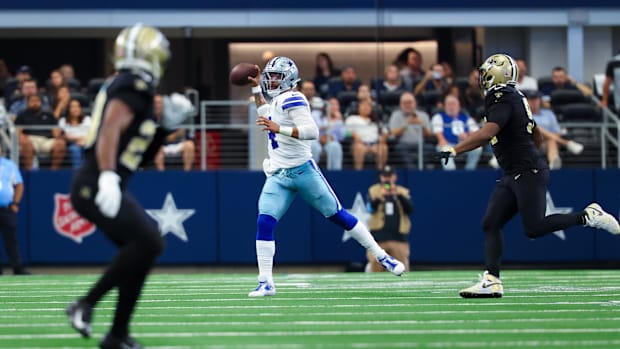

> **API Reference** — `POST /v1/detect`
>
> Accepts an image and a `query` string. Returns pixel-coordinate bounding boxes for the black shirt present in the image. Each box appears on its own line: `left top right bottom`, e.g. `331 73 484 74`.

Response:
15 109 57 138
484 84 547 174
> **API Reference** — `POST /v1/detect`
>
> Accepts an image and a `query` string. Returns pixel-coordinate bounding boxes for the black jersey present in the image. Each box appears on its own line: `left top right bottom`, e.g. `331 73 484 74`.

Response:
483 84 546 174
81 70 166 181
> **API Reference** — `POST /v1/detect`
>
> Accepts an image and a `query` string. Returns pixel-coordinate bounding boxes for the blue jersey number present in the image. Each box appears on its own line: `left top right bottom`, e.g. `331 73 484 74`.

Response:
268 116 279 149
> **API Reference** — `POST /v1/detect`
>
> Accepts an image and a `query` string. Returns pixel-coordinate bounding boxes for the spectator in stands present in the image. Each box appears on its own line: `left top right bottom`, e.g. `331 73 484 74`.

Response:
328 65 361 100
515 59 538 91
431 94 481 170
345 99 388 170
299 80 326 120
541 66 592 107
15 94 66 170
0 59 11 98
313 52 339 99
311 97 345 170
600 50 620 112
525 90 584 169
153 94 195 171
59 98 91 169
443 84 465 108
396 47 425 92
9 79 49 117
388 92 434 169
365 164 413 273
441 62 455 86
52 85 71 120
5 65 32 101
414 63 449 101
345 84 384 122
464 68 485 120
46 69 68 102
371 63 407 99
59 64 81 91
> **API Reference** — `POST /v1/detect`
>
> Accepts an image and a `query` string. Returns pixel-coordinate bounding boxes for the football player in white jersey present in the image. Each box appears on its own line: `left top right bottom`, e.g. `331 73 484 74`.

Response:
246 56 405 297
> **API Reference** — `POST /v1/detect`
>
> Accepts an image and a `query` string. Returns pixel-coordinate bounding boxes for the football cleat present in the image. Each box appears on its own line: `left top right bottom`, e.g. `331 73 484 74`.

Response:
248 281 276 297
459 271 504 298
100 332 143 349
584 203 620 235
66 299 93 338
377 254 405 276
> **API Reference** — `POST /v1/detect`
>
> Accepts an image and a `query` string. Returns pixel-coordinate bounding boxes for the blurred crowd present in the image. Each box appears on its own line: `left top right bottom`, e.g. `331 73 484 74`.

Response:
0 47 613 171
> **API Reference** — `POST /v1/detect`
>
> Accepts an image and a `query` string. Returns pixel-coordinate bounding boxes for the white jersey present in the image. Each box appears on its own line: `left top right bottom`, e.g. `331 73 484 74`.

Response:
262 90 318 175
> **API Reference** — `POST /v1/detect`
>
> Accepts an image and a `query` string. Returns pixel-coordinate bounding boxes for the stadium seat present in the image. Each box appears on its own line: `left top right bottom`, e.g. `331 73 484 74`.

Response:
550 89 588 113
420 90 442 114
557 102 601 122
377 90 403 114
336 90 357 113
70 92 89 108
537 76 553 91
66 78 82 91
454 76 470 94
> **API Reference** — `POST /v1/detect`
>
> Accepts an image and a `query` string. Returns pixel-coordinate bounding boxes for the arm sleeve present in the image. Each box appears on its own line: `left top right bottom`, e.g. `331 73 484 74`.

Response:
605 61 613 78
289 107 319 140
430 113 443 133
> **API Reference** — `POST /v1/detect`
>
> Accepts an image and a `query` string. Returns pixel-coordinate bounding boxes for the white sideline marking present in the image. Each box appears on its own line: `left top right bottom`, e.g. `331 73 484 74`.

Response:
1 328 620 340
3 317 620 328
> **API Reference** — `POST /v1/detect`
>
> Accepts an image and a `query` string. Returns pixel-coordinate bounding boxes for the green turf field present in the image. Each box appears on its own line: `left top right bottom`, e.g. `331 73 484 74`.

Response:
0 270 619 349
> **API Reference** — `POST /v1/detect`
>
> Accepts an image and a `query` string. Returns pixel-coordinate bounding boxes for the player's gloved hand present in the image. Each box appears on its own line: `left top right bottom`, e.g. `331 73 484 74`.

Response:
434 146 456 165
95 170 122 218
161 93 195 130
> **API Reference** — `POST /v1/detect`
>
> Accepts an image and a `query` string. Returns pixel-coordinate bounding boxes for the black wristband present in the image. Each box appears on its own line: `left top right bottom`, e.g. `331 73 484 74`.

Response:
10 201 19 206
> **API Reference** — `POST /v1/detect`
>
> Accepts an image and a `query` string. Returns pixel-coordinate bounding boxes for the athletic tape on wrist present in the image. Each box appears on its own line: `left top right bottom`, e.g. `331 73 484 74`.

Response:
279 126 293 137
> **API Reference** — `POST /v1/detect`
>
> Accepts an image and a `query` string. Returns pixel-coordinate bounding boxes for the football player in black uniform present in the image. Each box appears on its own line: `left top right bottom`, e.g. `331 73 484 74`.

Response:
436 53 620 298
65 24 194 349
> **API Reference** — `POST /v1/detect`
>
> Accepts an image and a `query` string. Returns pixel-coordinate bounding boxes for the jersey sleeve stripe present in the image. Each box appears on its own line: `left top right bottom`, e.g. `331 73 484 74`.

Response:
282 101 308 110
283 96 305 103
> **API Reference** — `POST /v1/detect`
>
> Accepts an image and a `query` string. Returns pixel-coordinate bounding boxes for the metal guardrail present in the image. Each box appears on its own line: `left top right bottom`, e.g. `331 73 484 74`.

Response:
5 98 620 171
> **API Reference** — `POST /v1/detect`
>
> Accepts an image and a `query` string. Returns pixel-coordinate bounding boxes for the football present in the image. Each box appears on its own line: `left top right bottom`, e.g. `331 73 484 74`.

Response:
229 62 259 86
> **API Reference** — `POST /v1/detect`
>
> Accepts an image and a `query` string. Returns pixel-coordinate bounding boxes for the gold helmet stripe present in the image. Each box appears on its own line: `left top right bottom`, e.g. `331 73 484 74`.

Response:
126 23 144 62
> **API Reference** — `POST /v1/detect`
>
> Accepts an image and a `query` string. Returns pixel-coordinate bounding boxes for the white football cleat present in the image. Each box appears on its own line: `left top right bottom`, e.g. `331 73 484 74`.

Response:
459 271 504 298
248 281 276 297
584 203 620 235
377 254 405 276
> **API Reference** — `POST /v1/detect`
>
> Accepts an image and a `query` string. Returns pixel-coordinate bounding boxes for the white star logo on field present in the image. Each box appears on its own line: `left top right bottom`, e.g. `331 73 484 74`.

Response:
342 192 370 242
546 191 573 241
146 192 195 242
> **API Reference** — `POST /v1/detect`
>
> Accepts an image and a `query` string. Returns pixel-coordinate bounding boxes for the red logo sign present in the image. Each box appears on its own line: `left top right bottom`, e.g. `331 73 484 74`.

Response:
53 193 96 243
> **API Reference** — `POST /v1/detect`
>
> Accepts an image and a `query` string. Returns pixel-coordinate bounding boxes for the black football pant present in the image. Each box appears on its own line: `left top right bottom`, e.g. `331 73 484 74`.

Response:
0 207 24 273
71 173 164 338
481 168 584 278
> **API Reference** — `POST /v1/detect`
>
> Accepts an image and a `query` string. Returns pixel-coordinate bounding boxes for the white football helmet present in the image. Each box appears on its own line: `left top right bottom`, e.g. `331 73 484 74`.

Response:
114 23 171 84
261 56 300 98
479 53 518 91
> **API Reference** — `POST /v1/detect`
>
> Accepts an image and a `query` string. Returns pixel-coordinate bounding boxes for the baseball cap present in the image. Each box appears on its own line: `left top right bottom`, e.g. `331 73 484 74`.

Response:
16 65 32 74
379 165 395 176
523 89 541 99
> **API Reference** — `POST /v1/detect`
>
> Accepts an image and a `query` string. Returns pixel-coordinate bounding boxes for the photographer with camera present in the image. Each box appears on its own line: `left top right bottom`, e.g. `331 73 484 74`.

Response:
365 165 414 272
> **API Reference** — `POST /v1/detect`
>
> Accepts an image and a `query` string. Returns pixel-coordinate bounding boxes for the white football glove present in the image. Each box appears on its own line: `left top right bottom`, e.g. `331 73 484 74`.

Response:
161 93 195 130
95 171 122 218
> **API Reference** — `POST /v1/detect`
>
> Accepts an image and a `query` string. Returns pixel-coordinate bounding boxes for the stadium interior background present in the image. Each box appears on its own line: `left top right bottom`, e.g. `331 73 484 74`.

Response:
1 1 620 269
